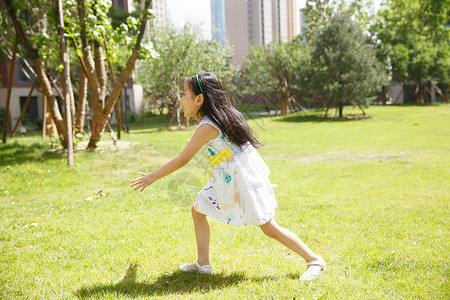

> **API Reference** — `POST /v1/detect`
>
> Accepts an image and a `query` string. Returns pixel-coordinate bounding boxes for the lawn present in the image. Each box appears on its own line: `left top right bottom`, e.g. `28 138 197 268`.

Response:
0 104 449 299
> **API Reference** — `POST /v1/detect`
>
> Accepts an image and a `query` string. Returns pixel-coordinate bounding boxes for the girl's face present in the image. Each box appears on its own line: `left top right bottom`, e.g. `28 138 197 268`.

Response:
179 81 203 119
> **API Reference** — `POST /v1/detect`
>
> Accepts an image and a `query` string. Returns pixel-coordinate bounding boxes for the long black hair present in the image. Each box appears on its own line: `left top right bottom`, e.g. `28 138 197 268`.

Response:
187 72 262 148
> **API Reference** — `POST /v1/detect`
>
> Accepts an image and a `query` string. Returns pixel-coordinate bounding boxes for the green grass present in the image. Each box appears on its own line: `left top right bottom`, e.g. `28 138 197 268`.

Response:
0 104 449 299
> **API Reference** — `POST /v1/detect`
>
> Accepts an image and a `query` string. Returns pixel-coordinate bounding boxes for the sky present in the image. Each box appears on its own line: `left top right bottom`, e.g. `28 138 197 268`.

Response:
166 0 382 40
166 0 212 39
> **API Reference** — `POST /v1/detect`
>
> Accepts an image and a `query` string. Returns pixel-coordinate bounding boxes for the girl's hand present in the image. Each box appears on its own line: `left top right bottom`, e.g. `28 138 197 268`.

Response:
129 124 218 193
130 172 156 192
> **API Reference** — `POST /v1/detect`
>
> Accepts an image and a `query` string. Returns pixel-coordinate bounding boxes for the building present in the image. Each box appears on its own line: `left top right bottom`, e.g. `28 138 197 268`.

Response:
249 0 273 46
149 0 168 23
213 0 299 64
272 0 288 42
120 0 167 23
286 0 298 40
223 0 250 64
298 8 307 43
0 60 43 132
211 0 226 46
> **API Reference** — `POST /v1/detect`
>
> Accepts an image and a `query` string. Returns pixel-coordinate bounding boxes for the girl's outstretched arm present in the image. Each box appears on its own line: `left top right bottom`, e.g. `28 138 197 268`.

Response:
130 124 219 192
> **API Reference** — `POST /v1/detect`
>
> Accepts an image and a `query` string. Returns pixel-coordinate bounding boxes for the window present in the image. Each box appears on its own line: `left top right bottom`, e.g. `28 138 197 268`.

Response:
20 96 38 124
17 60 30 83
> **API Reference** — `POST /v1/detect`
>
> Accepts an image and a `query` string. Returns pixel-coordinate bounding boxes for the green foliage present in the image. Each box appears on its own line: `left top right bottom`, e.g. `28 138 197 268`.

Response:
108 6 140 32
372 0 450 102
303 0 380 36
242 8 387 116
0 0 155 74
76 0 156 62
136 24 232 125
308 13 388 115
243 39 310 112
303 0 335 35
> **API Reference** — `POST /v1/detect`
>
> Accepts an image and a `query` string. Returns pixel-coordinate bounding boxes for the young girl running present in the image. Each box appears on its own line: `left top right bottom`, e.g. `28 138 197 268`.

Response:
130 72 326 281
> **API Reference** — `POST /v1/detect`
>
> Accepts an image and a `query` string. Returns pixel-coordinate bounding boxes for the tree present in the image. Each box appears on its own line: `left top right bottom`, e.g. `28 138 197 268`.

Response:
308 12 387 117
136 24 232 127
77 0 155 148
303 0 379 35
2 0 68 144
239 0 383 115
303 0 335 35
0 0 156 151
57 0 74 166
372 0 450 103
0 4 58 138
243 39 309 115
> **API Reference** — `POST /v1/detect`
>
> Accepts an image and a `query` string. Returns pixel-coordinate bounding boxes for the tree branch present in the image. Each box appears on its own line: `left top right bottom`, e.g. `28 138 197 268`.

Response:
3 0 40 59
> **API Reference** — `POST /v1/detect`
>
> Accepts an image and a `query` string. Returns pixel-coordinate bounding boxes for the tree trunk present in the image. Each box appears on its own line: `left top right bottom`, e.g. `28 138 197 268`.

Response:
69 72 76 131
357 103 366 116
102 32 121 139
73 37 90 136
75 70 88 134
2 40 17 143
433 83 449 103
78 0 102 140
4 0 66 142
81 42 102 138
87 50 141 147
445 84 449 103
46 112 58 138
58 0 73 166
324 105 330 117
42 94 47 139
166 105 176 128
87 0 152 148
94 43 107 102
11 84 35 138
44 95 58 138
418 82 424 104
381 85 387 105
338 105 344 117
280 99 288 115
60 50 76 131
115 99 122 138
176 107 181 127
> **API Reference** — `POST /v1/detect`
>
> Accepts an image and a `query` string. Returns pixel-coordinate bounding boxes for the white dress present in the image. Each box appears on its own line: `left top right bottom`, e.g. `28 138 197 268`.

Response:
194 116 277 226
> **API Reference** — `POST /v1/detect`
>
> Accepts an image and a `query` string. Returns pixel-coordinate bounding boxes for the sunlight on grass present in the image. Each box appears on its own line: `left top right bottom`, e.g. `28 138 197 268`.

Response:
0 105 449 299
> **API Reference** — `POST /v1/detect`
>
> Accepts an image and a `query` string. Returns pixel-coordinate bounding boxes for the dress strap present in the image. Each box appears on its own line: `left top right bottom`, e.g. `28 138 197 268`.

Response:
198 116 222 134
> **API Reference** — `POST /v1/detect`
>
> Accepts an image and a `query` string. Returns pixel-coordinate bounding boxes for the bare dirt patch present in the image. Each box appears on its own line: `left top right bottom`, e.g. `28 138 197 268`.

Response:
322 114 370 120
75 140 138 152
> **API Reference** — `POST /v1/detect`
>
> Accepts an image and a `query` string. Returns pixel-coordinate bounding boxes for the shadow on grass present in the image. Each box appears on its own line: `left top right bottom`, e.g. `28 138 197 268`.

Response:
385 103 445 107
0 140 64 167
276 113 369 123
76 263 277 298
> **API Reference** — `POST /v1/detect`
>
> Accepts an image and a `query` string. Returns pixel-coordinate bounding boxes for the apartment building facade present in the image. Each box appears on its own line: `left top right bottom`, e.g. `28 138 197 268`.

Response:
211 0 299 64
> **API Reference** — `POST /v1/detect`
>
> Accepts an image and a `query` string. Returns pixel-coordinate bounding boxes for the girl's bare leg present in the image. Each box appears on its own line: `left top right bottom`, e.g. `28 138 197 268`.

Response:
184 206 211 270
259 219 323 275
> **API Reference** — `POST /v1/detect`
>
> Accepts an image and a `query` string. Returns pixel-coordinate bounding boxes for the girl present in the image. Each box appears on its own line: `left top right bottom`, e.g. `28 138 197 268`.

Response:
130 72 326 281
